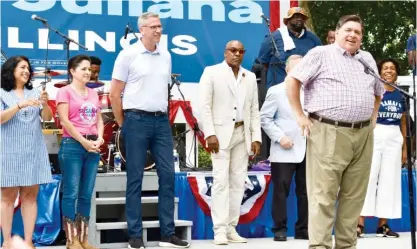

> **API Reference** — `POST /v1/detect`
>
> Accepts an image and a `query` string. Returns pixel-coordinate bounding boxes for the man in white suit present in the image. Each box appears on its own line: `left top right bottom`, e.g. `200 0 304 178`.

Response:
199 40 262 245
260 55 308 242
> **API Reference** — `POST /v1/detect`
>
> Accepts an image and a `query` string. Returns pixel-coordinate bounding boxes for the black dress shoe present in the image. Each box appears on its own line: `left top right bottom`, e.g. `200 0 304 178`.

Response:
274 231 287 241
295 230 309 240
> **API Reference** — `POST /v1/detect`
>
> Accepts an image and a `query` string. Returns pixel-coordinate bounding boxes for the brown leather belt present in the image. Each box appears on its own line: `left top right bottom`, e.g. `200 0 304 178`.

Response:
234 121 244 128
309 113 370 129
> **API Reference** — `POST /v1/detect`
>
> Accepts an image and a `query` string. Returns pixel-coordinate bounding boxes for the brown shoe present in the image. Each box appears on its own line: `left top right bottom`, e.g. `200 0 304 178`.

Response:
75 214 98 249
63 217 84 249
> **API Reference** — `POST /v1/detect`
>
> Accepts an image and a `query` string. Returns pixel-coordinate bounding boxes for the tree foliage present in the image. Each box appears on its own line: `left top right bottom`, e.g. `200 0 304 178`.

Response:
305 0 416 75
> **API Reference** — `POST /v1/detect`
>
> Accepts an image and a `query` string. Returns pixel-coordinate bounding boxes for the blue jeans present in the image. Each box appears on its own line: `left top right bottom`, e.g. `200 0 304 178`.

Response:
58 137 99 220
123 112 175 238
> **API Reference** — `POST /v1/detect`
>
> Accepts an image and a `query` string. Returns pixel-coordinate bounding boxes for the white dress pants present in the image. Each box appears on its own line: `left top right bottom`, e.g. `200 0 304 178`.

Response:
210 126 249 235
360 124 403 218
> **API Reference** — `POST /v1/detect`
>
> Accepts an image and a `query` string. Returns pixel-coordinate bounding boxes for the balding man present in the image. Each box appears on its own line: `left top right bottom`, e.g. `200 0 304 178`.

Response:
260 55 308 242
199 40 262 245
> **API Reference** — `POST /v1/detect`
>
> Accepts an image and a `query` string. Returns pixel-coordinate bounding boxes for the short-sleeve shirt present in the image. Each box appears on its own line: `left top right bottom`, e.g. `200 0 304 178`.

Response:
289 44 385 122
112 40 171 112
56 85 100 137
377 89 405 126
257 29 321 89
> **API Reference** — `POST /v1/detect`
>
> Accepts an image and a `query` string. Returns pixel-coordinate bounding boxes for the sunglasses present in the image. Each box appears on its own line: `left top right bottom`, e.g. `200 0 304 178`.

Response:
227 48 246 55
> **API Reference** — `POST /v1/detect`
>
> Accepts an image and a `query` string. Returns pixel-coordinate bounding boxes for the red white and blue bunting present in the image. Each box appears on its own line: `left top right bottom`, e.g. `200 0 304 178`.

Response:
188 172 271 224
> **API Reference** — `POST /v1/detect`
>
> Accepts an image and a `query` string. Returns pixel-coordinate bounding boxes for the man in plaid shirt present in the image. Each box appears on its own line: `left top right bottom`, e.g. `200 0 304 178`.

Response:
285 15 384 249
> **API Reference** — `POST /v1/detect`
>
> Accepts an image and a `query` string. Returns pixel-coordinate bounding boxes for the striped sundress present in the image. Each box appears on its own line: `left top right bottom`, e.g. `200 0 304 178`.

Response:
1 88 52 187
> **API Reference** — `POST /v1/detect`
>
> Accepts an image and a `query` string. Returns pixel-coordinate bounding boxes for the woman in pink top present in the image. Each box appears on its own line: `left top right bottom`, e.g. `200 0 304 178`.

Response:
56 55 103 249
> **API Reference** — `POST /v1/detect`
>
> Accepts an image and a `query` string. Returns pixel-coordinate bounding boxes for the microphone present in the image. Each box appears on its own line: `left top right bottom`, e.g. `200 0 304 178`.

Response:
356 56 376 74
260 13 270 24
171 75 181 85
31 14 48 23
124 24 129 39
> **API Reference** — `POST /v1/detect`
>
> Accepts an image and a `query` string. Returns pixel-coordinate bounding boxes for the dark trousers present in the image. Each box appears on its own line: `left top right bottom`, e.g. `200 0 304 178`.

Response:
123 112 175 239
271 159 308 233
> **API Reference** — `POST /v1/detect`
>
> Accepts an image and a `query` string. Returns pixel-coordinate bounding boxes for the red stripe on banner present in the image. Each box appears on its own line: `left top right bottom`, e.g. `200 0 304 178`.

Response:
269 1 299 31
290 1 299 8
188 177 211 217
238 175 272 224
269 1 280 31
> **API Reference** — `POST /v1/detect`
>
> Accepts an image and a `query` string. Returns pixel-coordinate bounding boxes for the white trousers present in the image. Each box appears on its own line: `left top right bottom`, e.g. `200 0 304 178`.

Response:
211 126 249 235
360 124 403 218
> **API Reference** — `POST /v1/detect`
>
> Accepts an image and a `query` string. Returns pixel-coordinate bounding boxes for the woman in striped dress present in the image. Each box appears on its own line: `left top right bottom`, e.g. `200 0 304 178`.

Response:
1 56 53 249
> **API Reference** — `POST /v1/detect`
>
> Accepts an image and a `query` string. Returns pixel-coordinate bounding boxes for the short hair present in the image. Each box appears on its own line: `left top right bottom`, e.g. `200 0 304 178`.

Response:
225 40 244 50
90 56 101 66
377 58 400 75
67 55 91 80
1 56 34 92
138 12 160 28
336 15 364 34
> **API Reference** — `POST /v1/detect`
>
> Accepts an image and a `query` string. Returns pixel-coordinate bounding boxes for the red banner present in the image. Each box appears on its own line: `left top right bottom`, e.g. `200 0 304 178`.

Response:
269 0 299 31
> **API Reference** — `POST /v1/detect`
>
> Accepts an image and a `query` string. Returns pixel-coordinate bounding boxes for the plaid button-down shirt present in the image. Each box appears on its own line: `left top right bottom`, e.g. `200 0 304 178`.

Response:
289 44 385 122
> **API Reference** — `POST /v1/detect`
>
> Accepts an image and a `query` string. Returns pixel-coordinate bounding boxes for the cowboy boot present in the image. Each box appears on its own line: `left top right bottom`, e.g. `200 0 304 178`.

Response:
75 214 98 249
63 217 83 249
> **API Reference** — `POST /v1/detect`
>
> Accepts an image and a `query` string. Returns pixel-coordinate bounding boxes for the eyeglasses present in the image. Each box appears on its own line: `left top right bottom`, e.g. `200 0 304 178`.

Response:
142 25 163 31
227 48 246 55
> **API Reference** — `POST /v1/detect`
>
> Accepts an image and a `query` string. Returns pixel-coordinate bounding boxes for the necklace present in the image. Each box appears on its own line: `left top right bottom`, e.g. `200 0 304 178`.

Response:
71 85 87 97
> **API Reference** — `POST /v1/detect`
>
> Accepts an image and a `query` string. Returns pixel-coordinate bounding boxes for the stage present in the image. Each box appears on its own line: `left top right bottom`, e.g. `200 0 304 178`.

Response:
41 232 415 249
8 169 414 248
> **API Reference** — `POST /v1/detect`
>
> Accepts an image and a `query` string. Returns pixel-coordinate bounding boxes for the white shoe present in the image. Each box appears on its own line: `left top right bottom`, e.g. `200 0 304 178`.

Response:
214 233 228 245
227 232 248 243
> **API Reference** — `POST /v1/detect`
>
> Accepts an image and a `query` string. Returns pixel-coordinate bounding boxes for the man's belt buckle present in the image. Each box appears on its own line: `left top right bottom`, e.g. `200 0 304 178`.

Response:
351 122 363 129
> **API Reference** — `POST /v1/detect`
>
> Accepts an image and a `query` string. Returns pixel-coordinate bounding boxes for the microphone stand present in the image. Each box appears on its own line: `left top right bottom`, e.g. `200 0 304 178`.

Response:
127 22 139 40
261 15 284 69
1 49 7 60
171 75 201 171
259 15 283 162
34 21 87 129
37 20 88 85
411 53 416 162
361 63 416 249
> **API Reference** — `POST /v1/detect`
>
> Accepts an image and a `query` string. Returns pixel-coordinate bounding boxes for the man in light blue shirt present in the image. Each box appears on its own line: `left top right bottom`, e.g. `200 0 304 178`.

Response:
109 12 190 249
260 55 308 242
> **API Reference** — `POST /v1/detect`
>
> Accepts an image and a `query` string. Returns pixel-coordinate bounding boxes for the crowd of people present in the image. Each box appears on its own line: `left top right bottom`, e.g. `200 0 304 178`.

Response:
1 6 416 249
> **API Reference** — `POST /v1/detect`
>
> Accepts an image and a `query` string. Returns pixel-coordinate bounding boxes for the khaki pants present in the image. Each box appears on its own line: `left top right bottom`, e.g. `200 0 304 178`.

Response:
307 119 373 249
210 126 249 235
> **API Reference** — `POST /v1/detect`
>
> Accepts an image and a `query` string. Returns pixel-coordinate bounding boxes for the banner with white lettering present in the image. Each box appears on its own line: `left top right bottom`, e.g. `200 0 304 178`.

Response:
1 0 273 82
187 172 271 224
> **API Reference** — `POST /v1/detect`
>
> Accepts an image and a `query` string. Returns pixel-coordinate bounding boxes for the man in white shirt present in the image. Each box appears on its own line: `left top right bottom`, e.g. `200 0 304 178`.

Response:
199 40 262 245
109 12 190 249
260 55 308 242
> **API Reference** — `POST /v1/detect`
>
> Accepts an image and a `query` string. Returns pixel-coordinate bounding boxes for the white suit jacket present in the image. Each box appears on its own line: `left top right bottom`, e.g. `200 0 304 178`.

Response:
260 83 306 163
199 62 262 154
